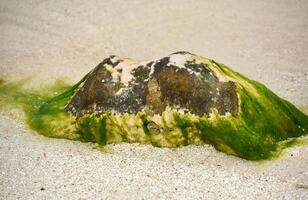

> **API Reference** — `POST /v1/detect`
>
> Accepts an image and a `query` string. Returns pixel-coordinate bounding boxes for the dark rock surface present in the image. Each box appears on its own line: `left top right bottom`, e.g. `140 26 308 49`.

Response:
65 52 239 117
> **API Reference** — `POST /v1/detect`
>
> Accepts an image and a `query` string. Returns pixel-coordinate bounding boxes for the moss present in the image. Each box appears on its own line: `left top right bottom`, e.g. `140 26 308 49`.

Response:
98 117 107 145
76 116 98 142
0 56 307 160
0 73 90 139
173 113 192 146
140 113 150 135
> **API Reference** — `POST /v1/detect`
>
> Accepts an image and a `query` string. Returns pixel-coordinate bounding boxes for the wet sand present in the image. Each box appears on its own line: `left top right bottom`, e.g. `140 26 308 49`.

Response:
0 0 308 199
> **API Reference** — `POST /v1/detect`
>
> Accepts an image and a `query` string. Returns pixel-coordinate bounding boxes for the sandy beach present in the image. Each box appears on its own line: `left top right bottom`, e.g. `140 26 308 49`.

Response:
1 0 308 199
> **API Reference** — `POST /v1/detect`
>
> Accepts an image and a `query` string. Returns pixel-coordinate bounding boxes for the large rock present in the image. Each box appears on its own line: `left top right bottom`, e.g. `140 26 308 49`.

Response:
66 51 239 117
54 51 307 160
2 51 305 160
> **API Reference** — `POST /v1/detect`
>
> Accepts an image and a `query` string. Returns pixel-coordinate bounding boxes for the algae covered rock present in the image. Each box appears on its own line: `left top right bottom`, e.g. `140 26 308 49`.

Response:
0 51 307 160
66 51 239 117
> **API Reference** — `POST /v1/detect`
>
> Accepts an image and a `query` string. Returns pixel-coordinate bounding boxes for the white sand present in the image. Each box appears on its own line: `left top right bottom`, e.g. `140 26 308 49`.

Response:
0 0 308 199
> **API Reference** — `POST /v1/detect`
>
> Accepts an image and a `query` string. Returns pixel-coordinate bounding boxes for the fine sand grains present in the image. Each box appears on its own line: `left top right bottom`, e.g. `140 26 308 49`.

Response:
1 0 308 199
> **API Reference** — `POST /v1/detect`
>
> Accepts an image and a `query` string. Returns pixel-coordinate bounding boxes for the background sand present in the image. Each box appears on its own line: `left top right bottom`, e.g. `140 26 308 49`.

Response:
0 0 308 199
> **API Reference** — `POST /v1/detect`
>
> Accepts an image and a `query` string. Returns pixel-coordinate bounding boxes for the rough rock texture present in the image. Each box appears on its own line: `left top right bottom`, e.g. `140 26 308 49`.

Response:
1 51 307 160
66 52 239 117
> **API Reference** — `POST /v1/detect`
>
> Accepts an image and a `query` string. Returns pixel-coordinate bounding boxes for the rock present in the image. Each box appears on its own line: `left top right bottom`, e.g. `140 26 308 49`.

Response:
2 51 306 160
56 51 307 160
66 52 238 117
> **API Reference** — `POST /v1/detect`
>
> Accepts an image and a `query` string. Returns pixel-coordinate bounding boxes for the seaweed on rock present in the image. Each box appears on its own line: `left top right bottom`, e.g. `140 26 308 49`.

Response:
0 52 307 160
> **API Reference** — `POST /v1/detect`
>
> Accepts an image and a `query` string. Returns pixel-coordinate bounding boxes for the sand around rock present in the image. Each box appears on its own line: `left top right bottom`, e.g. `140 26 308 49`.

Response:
0 0 308 199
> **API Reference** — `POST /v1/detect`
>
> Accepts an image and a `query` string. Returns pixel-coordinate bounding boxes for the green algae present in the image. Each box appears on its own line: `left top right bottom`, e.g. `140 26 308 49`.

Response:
0 57 307 161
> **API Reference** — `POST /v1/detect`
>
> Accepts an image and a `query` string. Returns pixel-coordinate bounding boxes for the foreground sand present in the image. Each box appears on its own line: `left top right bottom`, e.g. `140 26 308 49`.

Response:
1 0 308 199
